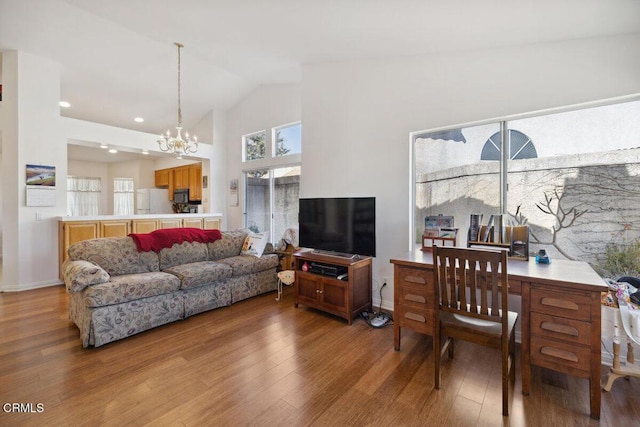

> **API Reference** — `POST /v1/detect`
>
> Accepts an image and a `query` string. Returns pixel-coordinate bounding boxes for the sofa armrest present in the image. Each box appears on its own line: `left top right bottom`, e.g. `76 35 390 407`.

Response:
62 259 110 292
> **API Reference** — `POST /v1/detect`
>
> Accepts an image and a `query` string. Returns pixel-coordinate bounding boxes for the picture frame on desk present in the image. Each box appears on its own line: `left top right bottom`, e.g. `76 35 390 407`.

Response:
424 215 454 229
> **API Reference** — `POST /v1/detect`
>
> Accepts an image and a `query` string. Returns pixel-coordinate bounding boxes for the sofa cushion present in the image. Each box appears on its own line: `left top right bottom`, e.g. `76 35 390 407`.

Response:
159 241 209 270
162 261 233 290
82 271 181 308
217 253 279 277
68 237 159 276
208 229 248 261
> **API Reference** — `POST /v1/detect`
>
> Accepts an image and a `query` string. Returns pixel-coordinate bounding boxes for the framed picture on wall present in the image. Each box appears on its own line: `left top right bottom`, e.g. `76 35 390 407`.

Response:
26 164 56 186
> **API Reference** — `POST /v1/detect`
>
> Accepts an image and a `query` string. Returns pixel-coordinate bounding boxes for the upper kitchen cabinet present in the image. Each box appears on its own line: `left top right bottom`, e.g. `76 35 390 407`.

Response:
188 163 202 201
155 163 202 201
154 169 170 187
174 166 190 189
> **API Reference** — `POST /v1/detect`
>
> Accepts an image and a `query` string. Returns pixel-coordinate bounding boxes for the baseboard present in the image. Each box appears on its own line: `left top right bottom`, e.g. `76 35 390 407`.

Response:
1 280 63 292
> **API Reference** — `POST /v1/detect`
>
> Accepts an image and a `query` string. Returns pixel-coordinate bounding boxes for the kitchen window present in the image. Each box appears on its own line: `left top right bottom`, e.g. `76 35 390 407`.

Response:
67 176 101 216
113 178 134 216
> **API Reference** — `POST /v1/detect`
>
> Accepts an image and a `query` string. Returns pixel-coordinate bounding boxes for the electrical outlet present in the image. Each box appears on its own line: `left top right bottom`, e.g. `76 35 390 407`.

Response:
382 277 389 286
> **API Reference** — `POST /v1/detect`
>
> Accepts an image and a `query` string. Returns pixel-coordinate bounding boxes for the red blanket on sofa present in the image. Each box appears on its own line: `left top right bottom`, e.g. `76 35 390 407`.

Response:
128 228 222 252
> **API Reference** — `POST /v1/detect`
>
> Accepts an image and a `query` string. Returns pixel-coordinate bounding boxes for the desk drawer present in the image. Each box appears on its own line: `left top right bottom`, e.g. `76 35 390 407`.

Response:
530 336 590 373
530 287 592 321
396 305 434 335
397 283 433 309
507 279 522 295
396 266 433 290
531 312 591 346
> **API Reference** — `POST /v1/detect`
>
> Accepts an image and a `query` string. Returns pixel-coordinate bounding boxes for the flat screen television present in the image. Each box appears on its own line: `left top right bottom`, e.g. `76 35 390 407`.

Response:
298 197 376 257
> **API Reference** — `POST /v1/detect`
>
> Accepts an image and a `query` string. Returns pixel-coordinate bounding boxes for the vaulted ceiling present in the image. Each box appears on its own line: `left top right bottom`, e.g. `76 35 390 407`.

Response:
2 0 640 138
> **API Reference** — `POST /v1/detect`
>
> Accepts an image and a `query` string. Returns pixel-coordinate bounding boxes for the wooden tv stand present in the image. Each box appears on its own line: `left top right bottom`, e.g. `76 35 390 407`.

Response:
293 250 372 324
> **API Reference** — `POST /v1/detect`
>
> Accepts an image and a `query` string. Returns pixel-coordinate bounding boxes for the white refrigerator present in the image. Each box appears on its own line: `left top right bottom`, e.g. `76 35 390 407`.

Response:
136 188 173 214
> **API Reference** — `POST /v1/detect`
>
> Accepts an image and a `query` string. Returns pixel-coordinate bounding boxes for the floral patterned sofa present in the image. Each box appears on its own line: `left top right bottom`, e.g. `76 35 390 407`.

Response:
62 229 278 347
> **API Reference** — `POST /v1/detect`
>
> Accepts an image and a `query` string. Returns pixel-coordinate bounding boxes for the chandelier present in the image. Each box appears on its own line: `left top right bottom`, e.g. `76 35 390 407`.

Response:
158 42 198 156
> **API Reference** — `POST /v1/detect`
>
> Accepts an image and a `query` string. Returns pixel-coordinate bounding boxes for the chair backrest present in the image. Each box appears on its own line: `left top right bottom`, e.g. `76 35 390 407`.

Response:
433 245 509 325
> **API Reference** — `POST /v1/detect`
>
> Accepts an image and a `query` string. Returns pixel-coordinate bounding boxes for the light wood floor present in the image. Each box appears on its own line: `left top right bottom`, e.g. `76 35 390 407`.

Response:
1 285 638 426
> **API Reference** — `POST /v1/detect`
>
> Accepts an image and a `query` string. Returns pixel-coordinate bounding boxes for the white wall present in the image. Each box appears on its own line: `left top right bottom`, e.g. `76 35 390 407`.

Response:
226 84 302 230
301 34 640 309
1 51 67 291
210 109 228 226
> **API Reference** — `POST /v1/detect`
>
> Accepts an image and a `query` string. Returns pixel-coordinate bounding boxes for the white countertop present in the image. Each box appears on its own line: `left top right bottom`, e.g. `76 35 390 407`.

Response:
57 213 223 221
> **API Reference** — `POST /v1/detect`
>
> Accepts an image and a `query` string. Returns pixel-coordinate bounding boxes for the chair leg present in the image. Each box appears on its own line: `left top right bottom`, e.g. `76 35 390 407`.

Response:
502 339 510 416
434 331 441 390
502 372 509 416
509 331 516 383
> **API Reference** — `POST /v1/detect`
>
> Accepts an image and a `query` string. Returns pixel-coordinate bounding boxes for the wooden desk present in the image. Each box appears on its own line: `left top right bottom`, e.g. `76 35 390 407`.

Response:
390 251 608 420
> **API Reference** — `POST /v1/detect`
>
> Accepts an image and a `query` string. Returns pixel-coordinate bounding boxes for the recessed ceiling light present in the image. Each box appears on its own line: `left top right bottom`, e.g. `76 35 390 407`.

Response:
134 117 144 123
141 150 149 155
108 148 118 154
59 101 71 108
99 143 108 149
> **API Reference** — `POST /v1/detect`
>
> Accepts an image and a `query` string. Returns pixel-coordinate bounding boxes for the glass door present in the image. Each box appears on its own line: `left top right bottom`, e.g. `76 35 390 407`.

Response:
244 166 301 245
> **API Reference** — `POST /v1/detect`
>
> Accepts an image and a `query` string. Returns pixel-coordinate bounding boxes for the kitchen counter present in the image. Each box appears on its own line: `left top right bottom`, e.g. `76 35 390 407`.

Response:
58 213 223 221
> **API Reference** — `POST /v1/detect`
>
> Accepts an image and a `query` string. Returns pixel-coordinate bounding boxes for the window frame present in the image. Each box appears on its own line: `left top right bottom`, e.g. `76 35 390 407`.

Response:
242 130 268 162
409 94 640 251
272 121 302 158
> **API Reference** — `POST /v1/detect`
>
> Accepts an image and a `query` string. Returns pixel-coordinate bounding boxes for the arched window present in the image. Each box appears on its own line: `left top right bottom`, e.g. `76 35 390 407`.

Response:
481 130 537 160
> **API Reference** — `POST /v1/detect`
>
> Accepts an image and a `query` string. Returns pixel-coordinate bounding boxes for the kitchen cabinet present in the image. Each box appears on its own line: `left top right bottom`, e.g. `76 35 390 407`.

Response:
168 169 175 200
59 221 100 270
132 219 159 233
203 217 221 230
158 218 182 229
182 217 203 229
154 169 170 187
100 220 131 238
155 163 202 201
174 167 190 189
188 164 202 201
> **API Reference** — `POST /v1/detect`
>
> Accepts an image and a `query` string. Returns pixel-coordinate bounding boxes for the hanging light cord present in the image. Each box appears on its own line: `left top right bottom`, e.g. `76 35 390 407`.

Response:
175 42 183 127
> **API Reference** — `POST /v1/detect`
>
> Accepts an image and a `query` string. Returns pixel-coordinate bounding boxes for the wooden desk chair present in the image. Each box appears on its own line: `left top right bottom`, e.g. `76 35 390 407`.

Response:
432 245 517 416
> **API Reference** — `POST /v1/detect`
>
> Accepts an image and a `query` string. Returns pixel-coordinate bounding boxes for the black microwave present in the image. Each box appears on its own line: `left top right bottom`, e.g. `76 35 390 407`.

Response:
173 189 189 203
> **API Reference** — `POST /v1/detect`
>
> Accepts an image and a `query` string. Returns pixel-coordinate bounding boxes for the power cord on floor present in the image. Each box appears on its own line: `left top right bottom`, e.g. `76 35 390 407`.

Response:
360 281 393 328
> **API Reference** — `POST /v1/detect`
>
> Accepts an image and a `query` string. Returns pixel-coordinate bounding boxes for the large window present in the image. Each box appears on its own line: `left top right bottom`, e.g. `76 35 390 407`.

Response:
413 99 640 276
67 176 101 216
